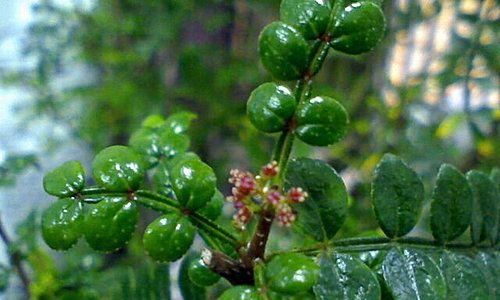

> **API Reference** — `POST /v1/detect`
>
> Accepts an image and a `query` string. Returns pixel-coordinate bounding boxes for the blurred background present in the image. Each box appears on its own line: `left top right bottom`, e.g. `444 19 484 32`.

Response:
0 0 498 298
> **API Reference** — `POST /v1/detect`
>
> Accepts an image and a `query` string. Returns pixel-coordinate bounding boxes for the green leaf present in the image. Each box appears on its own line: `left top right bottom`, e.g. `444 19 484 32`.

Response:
84 196 139 252
314 252 380 300
0 265 9 292
371 154 424 238
157 130 190 158
188 257 220 287
295 96 349 146
259 21 309 80
92 146 145 192
141 114 165 129
430 164 473 243
43 161 85 197
143 212 195 262
198 190 224 221
246 82 296 133
382 248 446 300
152 160 174 197
265 253 319 294
467 170 498 245
41 199 83 250
279 0 331 40
129 128 161 167
163 111 197 134
170 158 217 211
439 252 492 300
490 167 500 244
284 158 348 241
218 286 260 300
179 252 206 300
475 252 499 298
329 1 386 54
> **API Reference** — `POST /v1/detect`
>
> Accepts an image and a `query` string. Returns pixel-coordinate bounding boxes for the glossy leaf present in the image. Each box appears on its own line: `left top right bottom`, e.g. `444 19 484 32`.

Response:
188 257 220 287
129 128 161 165
467 170 498 245
280 0 331 40
439 252 491 299
170 158 217 211
198 190 224 221
314 252 380 300
158 130 190 158
179 252 206 300
143 212 195 262
141 114 165 128
371 154 424 237
295 96 348 146
284 158 348 241
218 286 260 300
84 196 139 252
259 21 309 80
330 1 386 54
92 145 145 192
247 82 296 133
475 252 499 298
265 253 319 294
153 160 174 197
382 248 446 300
41 199 84 250
163 111 197 134
430 164 473 243
43 161 85 197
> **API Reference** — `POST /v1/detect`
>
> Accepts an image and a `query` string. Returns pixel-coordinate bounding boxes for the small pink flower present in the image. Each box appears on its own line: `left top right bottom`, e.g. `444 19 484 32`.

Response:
287 187 308 203
266 190 284 206
261 161 279 178
276 204 296 227
234 206 252 226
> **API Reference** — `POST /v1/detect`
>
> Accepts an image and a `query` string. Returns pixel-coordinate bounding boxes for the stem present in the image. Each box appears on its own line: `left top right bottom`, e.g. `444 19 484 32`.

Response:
0 215 30 295
268 236 499 257
245 210 274 266
78 187 240 247
202 248 254 285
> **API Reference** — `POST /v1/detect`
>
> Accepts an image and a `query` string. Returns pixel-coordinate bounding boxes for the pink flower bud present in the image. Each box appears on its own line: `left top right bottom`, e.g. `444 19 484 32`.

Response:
261 161 279 177
287 187 308 203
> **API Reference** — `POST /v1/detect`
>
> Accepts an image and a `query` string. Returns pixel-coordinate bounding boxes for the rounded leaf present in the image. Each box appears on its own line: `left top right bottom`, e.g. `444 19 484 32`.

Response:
158 130 190 158
218 286 259 300
259 21 309 80
143 213 195 262
198 190 224 221
141 114 165 128
280 0 332 40
466 170 498 245
295 96 348 146
43 161 85 197
163 111 197 134
382 248 447 300
329 2 386 54
42 199 84 250
92 146 145 192
284 158 348 241
314 252 381 300
371 154 424 238
247 82 296 133
265 253 319 294
129 128 162 165
439 252 491 299
84 196 139 252
170 158 217 211
188 258 220 287
179 252 207 300
430 164 473 243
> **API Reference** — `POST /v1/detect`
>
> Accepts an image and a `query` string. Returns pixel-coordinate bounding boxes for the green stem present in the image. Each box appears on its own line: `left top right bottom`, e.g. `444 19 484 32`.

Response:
78 187 240 247
268 236 498 257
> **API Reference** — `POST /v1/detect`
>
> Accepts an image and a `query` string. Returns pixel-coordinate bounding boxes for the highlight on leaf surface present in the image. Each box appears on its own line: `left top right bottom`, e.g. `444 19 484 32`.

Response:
264 253 319 294
294 96 348 146
41 198 84 250
258 21 309 80
43 160 85 197
92 145 146 192
247 82 296 133
371 154 424 238
279 0 332 40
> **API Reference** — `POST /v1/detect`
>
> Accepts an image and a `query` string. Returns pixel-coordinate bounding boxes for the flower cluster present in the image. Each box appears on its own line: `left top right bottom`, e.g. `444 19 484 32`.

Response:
226 161 308 229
